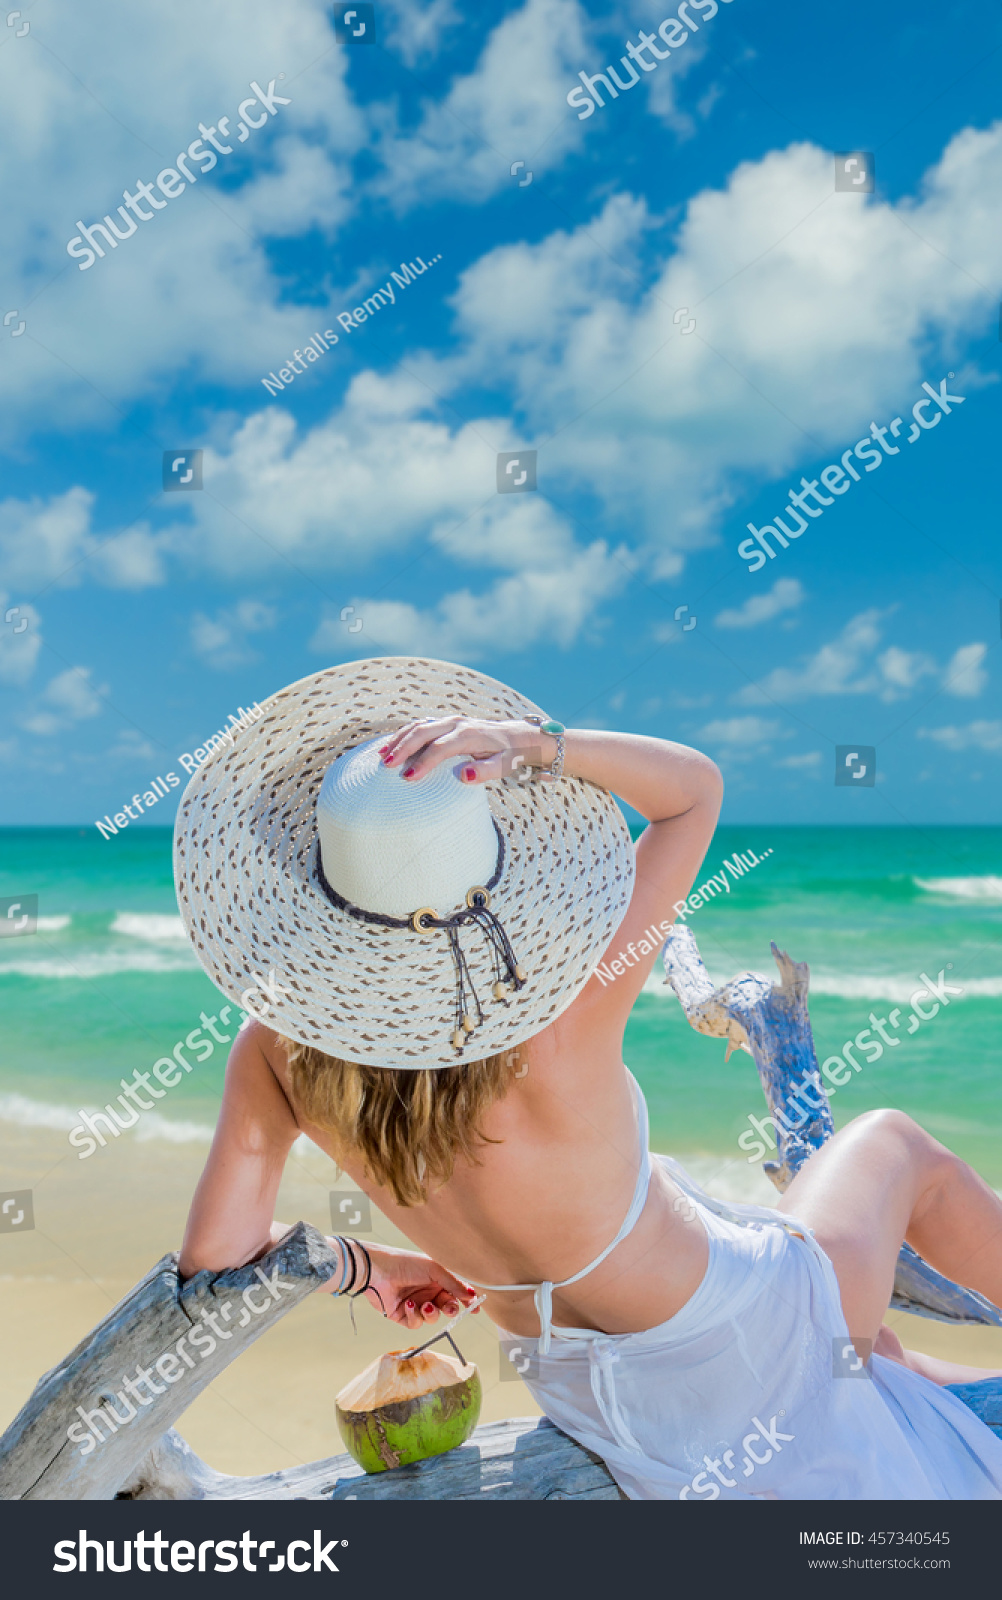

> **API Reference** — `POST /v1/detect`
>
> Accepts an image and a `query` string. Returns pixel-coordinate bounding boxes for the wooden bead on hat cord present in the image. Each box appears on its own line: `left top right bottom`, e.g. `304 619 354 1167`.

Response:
313 821 528 1056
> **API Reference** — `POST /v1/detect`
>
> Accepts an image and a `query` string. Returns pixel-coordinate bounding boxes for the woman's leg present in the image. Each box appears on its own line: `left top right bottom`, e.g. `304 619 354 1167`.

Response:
776 1108 1002 1364
873 1322 1002 1385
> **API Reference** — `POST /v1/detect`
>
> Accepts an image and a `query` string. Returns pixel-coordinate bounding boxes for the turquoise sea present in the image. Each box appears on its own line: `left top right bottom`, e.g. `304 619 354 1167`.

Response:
1 826 1001 1189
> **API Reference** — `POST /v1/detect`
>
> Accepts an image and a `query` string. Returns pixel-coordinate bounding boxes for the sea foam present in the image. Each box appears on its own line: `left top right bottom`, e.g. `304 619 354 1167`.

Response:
0 1091 212 1145
644 968 1002 1003
0 950 197 979
110 912 188 941
915 875 1002 902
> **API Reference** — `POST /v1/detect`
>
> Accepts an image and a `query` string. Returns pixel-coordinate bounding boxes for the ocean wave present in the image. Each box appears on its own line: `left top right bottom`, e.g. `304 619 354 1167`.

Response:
0 1092 82 1131
914 875 1002 902
36 915 71 932
0 1091 213 1145
134 1113 214 1145
110 912 188 941
0 950 198 979
647 969 1002 1003
811 973 1002 1002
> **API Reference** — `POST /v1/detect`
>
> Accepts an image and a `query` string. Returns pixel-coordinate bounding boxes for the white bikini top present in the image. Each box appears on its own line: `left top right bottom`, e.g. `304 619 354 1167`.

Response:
464 1072 653 1354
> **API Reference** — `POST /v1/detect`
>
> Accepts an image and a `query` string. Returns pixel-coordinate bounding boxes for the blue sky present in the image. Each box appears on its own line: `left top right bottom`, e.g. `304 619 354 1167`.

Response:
1 0 999 827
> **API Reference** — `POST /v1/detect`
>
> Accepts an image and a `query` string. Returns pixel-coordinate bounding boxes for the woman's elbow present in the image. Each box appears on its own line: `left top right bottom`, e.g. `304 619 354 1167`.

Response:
684 749 724 812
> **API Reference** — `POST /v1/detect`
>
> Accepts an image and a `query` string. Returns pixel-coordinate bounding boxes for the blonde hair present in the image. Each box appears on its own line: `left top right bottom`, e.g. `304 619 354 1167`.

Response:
281 1037 524 1208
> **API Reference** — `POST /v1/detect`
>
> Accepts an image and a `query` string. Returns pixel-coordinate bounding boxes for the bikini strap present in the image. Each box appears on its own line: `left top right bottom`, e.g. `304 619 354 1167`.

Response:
470 1073 653 1355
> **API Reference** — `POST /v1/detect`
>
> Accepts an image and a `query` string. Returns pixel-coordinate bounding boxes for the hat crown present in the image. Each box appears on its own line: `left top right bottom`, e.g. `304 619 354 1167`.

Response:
316 737 498 918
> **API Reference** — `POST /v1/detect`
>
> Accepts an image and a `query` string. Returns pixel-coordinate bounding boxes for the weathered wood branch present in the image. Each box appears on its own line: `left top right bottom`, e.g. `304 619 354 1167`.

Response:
0 1222 338 1501
115 1418 623 1501
662 926 1002 1328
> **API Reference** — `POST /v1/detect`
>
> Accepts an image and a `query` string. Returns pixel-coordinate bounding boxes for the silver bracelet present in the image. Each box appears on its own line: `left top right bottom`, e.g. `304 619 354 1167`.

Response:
524 716 565 781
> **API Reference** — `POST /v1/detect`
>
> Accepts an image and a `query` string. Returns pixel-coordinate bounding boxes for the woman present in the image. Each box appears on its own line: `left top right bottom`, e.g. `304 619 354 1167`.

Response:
176 657 1002 1500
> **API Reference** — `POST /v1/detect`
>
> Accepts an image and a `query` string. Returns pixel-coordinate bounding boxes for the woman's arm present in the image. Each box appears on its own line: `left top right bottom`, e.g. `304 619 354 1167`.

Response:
179 1022 299 1279
179 1022 478 1329
560 729 723 1017
380 718 723 1021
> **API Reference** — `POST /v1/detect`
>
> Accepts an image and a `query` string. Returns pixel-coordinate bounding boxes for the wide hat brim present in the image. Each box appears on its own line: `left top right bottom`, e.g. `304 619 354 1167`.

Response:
173 657 635 1069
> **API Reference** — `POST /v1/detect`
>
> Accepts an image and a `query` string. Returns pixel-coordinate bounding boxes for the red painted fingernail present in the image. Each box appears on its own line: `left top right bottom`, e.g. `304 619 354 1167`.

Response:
463 766 477 782
402 767 416 779
423 1302 435 1314
406 1300 415 1309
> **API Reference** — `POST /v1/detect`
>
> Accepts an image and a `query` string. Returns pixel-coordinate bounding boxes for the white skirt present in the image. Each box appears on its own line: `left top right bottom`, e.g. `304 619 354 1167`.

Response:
501 1156 1002 1500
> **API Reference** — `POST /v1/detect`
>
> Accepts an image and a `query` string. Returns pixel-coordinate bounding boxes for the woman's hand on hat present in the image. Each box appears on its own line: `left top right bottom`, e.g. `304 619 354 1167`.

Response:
366 1242 479 1328
379 716 545 786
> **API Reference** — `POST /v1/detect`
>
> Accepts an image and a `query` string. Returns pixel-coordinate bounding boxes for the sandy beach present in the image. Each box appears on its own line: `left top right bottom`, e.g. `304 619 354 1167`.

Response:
3 1120 1000 1483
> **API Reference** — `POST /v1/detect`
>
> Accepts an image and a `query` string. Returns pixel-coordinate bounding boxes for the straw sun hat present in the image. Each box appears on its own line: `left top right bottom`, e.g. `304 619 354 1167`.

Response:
174 657 635 1070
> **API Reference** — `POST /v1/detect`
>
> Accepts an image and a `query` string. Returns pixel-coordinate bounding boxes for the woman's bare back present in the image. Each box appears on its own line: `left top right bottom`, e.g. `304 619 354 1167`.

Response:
262 996 711 1340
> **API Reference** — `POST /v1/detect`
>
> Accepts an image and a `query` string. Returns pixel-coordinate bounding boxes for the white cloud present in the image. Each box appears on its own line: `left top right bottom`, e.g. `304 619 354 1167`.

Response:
776 750 823 769
917 721 1002 752
943 642 987 698
313 510 625 659
427 126 1002 567
0 489 94 588
20 667 107 735
190 598 277 669
715 577 804 629
0 0 366 436
165 373 495 577
737 610 886 704
7 55 1002 665
371 0 589 208
106 728 160 764
0 488 166 591
874 645 937 697
697 715 790 747
735 610 939 706
380 0 465 67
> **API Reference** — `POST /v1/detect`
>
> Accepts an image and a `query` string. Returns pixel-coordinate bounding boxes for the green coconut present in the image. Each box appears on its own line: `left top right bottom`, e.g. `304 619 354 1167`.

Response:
335 1347 482 1474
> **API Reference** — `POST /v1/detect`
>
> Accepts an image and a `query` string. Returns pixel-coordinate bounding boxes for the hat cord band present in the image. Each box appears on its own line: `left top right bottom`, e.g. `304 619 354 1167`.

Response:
313 820 527 1054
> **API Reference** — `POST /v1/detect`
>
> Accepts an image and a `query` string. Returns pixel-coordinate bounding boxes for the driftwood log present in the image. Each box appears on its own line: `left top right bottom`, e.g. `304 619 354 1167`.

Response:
662 926 1002 1328
0 1223 339 1501
113 1418 623 1501
2 928 1000 1500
